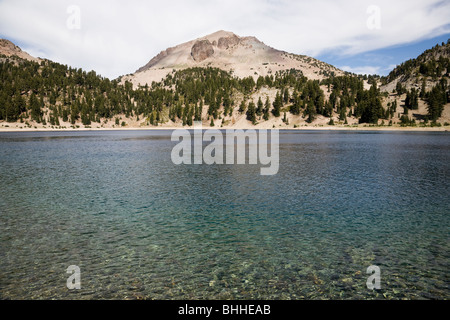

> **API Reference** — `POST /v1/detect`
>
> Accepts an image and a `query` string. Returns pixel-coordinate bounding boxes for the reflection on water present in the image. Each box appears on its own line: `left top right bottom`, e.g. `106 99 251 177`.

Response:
0 130 449 299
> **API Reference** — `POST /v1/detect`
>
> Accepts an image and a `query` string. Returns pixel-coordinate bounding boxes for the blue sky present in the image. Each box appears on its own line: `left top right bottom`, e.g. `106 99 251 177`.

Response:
1 0 449 79
319 33 450 76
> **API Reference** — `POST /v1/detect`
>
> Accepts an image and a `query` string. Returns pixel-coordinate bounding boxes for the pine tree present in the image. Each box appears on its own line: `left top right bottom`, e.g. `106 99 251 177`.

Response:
246 101 257 124
420 78 427 98
283 112 288 123
30 93 42 123
263 97 270 120
405 88 419 110
290 91 301 115
149 113 155 125
339 107 347 121
359 83 383 124
426 84 446 121
238 100 246 113
283 87 289 104
257 97 263 116
305 102 316 123
396 81 405 95
272 91 282 117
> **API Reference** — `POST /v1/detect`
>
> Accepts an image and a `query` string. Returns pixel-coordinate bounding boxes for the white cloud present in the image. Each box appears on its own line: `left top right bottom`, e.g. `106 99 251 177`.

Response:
340 65 381 75
341 61 415 75
0 0 449 78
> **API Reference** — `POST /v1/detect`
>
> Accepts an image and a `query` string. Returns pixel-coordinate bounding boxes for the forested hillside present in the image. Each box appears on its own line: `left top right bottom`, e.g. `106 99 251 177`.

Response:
384 40 450 83
1 40 449 129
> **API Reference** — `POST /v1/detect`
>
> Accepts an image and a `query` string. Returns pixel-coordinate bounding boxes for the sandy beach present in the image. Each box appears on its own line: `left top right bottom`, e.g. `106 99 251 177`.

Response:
1 95 449 133
1 122 448 132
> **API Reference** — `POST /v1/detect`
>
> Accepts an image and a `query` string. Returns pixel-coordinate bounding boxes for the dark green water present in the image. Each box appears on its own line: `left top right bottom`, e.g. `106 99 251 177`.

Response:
0 130 448 299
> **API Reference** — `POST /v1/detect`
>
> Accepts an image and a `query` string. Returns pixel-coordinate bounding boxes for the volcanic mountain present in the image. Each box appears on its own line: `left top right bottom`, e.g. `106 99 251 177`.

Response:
0 39 39 62
122 30 345 87
1 35 448 131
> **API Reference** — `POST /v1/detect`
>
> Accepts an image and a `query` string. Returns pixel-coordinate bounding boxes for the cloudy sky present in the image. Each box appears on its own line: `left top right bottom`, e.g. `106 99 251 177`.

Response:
1 0 449 79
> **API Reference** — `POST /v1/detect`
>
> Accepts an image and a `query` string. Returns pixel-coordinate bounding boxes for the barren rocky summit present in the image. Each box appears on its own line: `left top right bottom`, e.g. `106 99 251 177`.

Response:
217 34 240 49
191 39 214 62
124 30 344 87
0 39 39 62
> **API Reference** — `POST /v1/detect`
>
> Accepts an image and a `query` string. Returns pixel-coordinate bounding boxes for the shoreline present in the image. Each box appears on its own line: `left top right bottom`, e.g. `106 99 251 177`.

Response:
0 125 449 133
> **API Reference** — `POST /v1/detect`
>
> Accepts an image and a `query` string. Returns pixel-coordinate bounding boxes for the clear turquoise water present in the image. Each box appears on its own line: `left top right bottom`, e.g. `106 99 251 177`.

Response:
0 130 448 300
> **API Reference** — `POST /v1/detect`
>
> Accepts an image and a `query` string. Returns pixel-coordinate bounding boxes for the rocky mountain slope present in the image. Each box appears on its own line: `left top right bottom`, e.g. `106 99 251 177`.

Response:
122 30 345 87
0 39 39 62
377 40 450 126
381 40 450 93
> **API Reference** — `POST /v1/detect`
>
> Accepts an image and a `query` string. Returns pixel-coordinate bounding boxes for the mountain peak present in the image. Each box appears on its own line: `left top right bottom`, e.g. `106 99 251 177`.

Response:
0 39 39 62
200 30 237 41
127 31 343 86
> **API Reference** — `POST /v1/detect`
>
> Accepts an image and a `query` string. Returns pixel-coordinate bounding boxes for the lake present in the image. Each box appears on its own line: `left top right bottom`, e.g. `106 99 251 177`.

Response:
0 130 448 299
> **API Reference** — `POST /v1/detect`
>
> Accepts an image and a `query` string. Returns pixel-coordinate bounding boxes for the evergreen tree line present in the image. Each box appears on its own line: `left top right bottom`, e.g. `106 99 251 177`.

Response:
396 79 449 121
1 55 449 126
386 40 450 83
